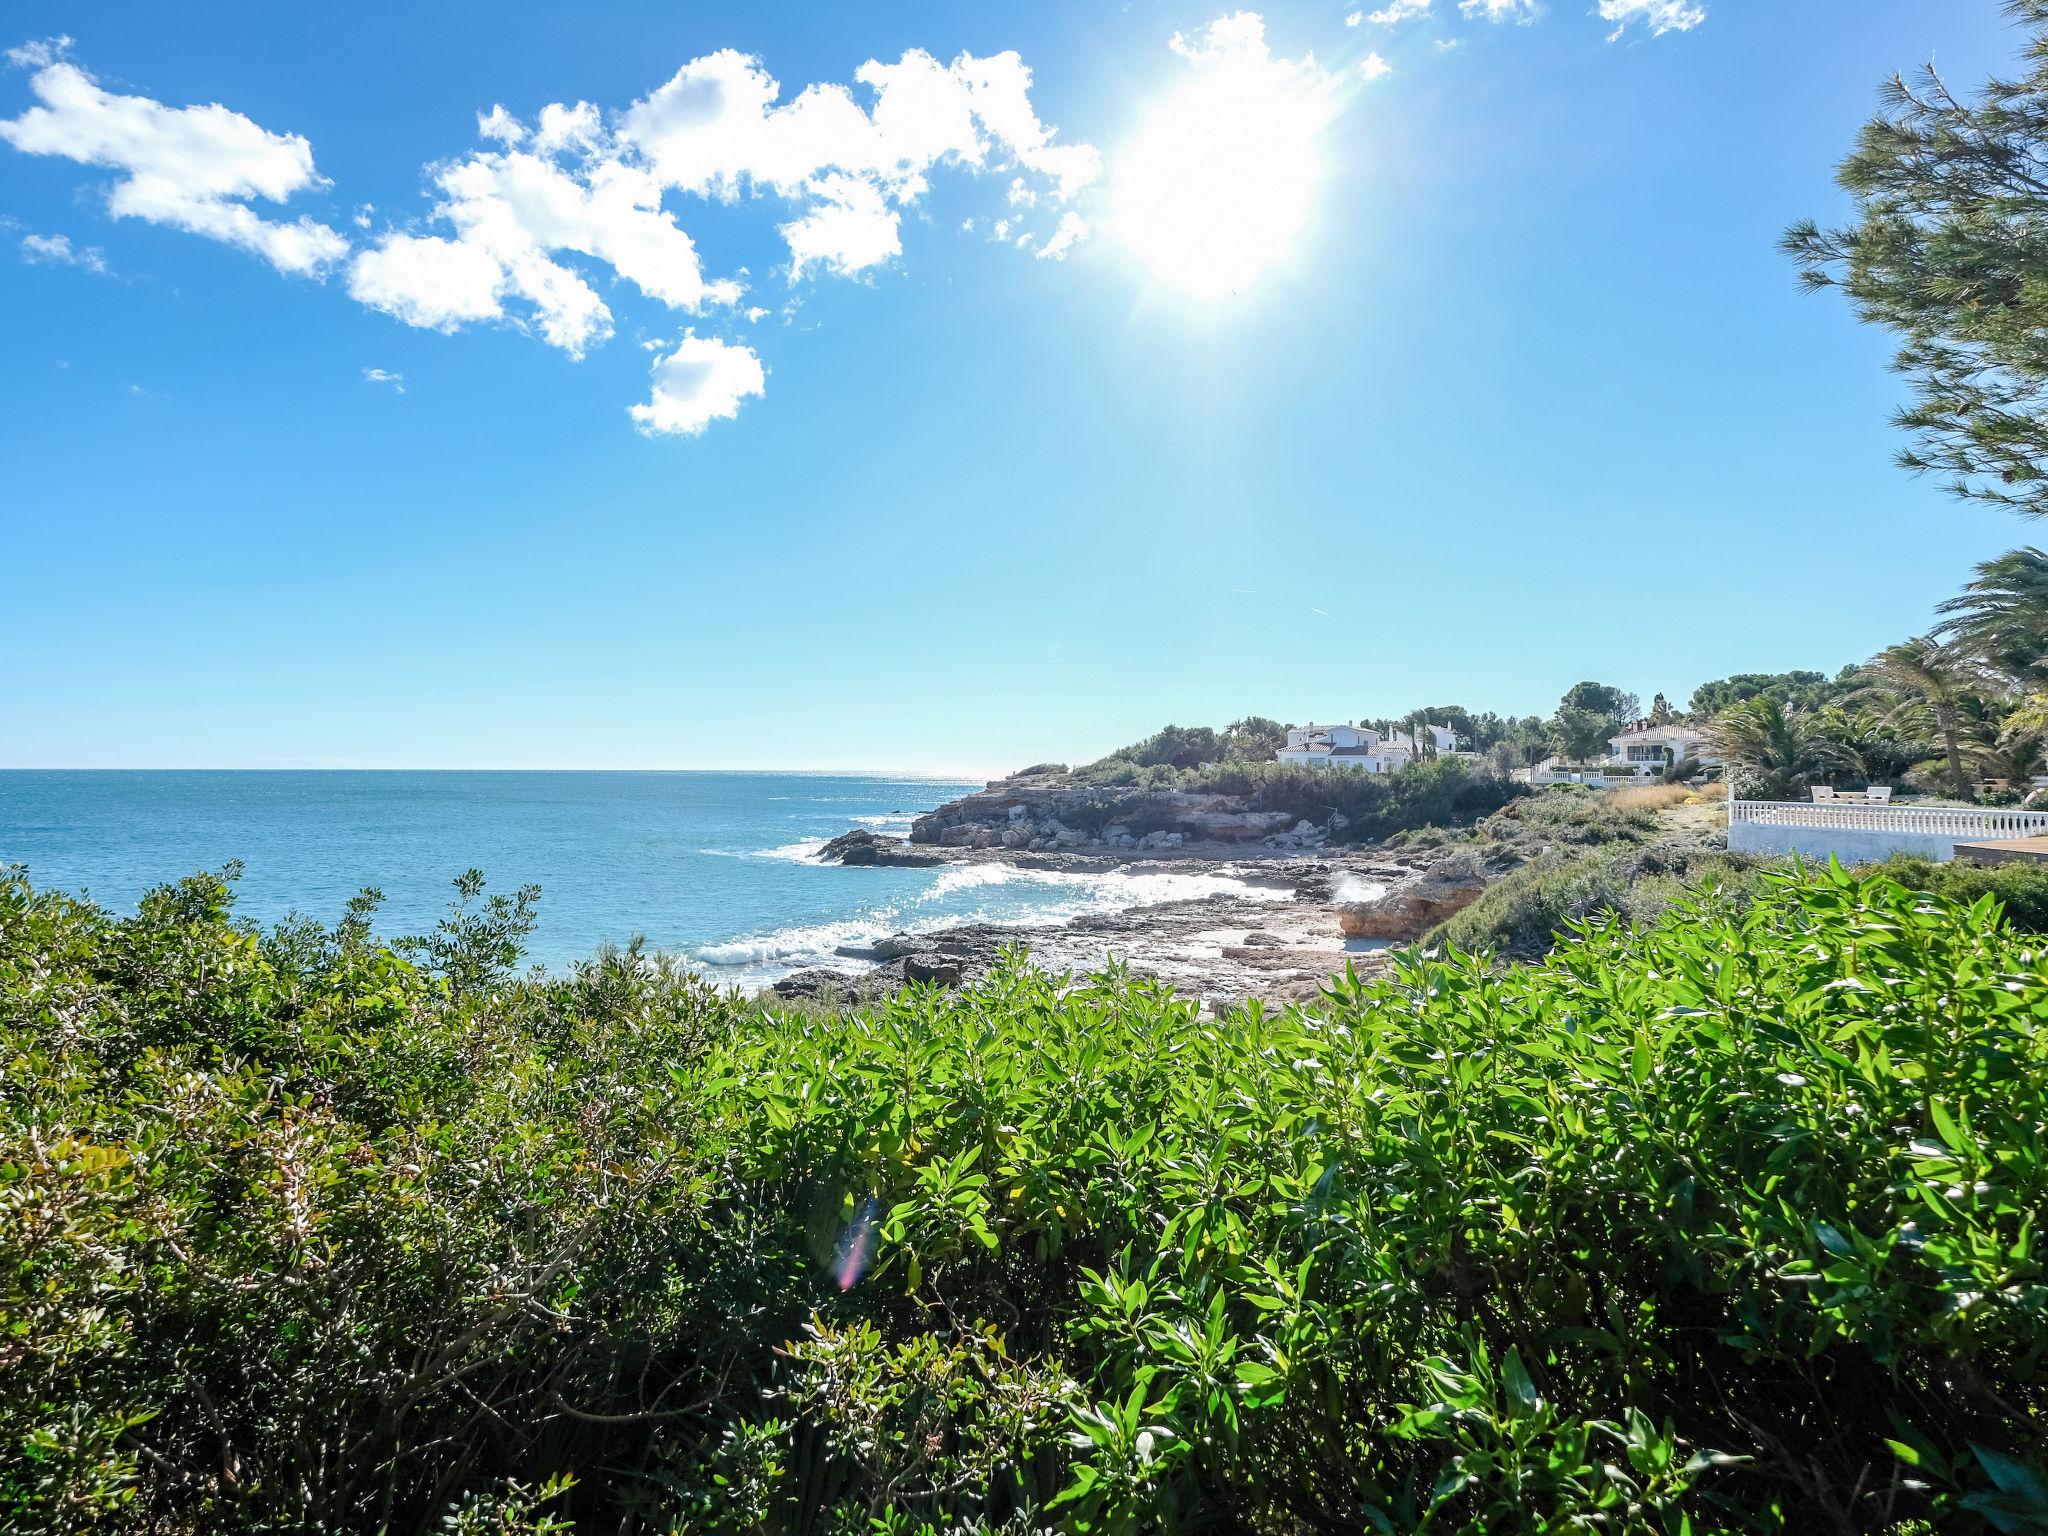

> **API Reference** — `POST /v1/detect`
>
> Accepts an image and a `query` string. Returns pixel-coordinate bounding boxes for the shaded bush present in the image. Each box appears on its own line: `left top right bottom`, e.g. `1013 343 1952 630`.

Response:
5 861 2046 1532
1428 840 1765 958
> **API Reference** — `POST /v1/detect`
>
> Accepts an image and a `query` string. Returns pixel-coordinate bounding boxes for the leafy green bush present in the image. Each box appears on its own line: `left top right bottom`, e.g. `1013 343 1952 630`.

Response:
4 861 2045 1532
1867 853 2048 933
1430 841 1766 958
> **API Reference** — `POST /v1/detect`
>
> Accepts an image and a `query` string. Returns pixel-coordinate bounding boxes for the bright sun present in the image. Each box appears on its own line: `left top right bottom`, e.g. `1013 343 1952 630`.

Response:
1114 33 1329 301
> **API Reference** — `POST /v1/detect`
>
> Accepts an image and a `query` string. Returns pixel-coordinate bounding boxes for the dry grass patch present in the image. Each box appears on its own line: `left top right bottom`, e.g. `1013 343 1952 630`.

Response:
1608 783 1696 812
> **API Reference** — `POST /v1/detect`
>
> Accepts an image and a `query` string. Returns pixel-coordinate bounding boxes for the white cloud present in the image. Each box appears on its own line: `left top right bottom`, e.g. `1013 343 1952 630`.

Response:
779 172 900 279
1460 0 1544 21
363 366 405 393
348 233 508 333
349 136 744 357
0 40 347 275
1598 0 1706 38
1345 9 1365 24
1435 38 1463 51
1361 52 1394 80
1036 210 1087 261
630 334 765 436
351 37 1097 403
613 44 1099 277
5 34 1098 439
1366 0 1432 21
20 231 109 272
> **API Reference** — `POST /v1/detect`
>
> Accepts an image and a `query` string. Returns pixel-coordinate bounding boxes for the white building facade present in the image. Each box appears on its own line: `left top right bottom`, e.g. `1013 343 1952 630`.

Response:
1275 722 1458 774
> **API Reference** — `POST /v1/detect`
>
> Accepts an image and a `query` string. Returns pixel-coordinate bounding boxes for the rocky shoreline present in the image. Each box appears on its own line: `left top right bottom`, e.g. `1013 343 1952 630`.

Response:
772 836 1485 1010
765 768 1500 1008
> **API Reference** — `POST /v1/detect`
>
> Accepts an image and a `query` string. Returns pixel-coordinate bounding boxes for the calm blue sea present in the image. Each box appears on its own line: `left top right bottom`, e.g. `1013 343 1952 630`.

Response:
0 771 1262 985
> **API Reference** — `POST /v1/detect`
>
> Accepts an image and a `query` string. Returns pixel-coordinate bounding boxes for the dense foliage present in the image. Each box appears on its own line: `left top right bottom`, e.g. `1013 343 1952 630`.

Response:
1068 756 1525 846
6 860 2047 1534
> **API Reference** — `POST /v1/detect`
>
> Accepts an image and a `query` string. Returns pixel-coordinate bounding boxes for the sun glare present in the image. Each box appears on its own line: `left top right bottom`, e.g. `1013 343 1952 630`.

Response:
1114 32 1332 301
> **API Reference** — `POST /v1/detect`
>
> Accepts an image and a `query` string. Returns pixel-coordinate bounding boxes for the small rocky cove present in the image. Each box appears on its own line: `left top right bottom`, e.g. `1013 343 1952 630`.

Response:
776 770 1488 1009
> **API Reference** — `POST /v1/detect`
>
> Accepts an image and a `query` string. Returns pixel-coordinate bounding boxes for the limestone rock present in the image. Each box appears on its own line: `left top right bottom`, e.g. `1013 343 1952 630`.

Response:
1337 878 1486 939
903 954 964 987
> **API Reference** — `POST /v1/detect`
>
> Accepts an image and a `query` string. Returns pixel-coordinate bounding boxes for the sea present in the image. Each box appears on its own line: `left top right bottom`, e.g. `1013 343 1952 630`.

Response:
0 770 1274 987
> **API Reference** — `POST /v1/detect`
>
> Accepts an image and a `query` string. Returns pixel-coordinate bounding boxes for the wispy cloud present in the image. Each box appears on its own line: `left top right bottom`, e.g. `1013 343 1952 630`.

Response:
1459 0 1544 23
362 367 405 394
1597 0 1706 40
19 230 108 273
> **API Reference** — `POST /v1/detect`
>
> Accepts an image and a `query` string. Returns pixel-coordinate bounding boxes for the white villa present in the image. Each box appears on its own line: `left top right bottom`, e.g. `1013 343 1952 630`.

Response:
1528 719 1722 787
1606 719 1716 769
1275 722 1457 773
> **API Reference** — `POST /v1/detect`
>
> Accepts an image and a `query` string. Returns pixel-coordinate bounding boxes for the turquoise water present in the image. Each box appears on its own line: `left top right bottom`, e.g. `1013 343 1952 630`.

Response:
0 771 1268 984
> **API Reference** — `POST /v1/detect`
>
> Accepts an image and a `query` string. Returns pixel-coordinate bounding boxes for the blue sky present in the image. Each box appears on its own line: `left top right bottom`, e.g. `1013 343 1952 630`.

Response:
0 0 2025 774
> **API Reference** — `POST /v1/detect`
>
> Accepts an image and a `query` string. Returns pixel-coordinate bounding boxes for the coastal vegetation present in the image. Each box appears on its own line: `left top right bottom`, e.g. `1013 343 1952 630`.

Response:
1087 757 1524 845
5 858 2045 1533
1417 786 2048 957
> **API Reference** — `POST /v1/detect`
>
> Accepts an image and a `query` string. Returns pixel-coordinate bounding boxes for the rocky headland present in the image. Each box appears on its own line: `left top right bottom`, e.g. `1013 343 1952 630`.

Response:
906 767 1338 854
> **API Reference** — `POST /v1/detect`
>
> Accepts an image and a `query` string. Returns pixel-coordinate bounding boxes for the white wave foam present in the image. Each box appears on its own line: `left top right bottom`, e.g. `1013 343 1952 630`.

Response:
691 861 1287 984
758 838 829 863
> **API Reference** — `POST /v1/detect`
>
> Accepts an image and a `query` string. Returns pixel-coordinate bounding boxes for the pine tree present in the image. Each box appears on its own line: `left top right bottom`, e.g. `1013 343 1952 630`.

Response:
1786 1 2048 517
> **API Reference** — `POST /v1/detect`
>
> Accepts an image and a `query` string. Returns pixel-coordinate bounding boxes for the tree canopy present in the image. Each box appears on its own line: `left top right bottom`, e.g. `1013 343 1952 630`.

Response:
1557 681 1639 727
1786 0 2048 517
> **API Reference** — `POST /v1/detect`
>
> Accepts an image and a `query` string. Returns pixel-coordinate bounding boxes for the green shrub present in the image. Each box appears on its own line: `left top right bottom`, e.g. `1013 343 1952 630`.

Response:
4 861 2045 1532
1430 841 1766 957
1867 853 2048 933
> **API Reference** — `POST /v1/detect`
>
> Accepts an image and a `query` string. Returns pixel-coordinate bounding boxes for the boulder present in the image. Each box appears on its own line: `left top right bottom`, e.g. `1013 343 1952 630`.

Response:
903 954 964 987
817 829 888 865
1337 878 1486 940
816 829 941 867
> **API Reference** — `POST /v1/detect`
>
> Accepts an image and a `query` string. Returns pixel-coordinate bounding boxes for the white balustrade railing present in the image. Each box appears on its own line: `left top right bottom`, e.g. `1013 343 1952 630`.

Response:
1730 799 2048 840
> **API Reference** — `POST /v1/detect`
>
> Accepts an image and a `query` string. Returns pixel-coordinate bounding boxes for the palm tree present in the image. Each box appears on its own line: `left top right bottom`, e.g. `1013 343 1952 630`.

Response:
1854 637 1987 801
1936 547 2048 682
1704 697 1859 800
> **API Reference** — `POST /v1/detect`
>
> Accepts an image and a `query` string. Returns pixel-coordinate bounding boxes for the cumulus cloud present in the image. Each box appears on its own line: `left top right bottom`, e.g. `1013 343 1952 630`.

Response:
349 139 737 356
1346 9 1365 24
19 230 109 272
1360 52 1394 80
1 33 1099 438
1036 210 1087 260
1598 0 1706 38
363 366 404 393
630 334 765 436
0 39 347 275
612 44 1098 277
348 36 1098 428
1365 0 1432 21
1460 0 1543 20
